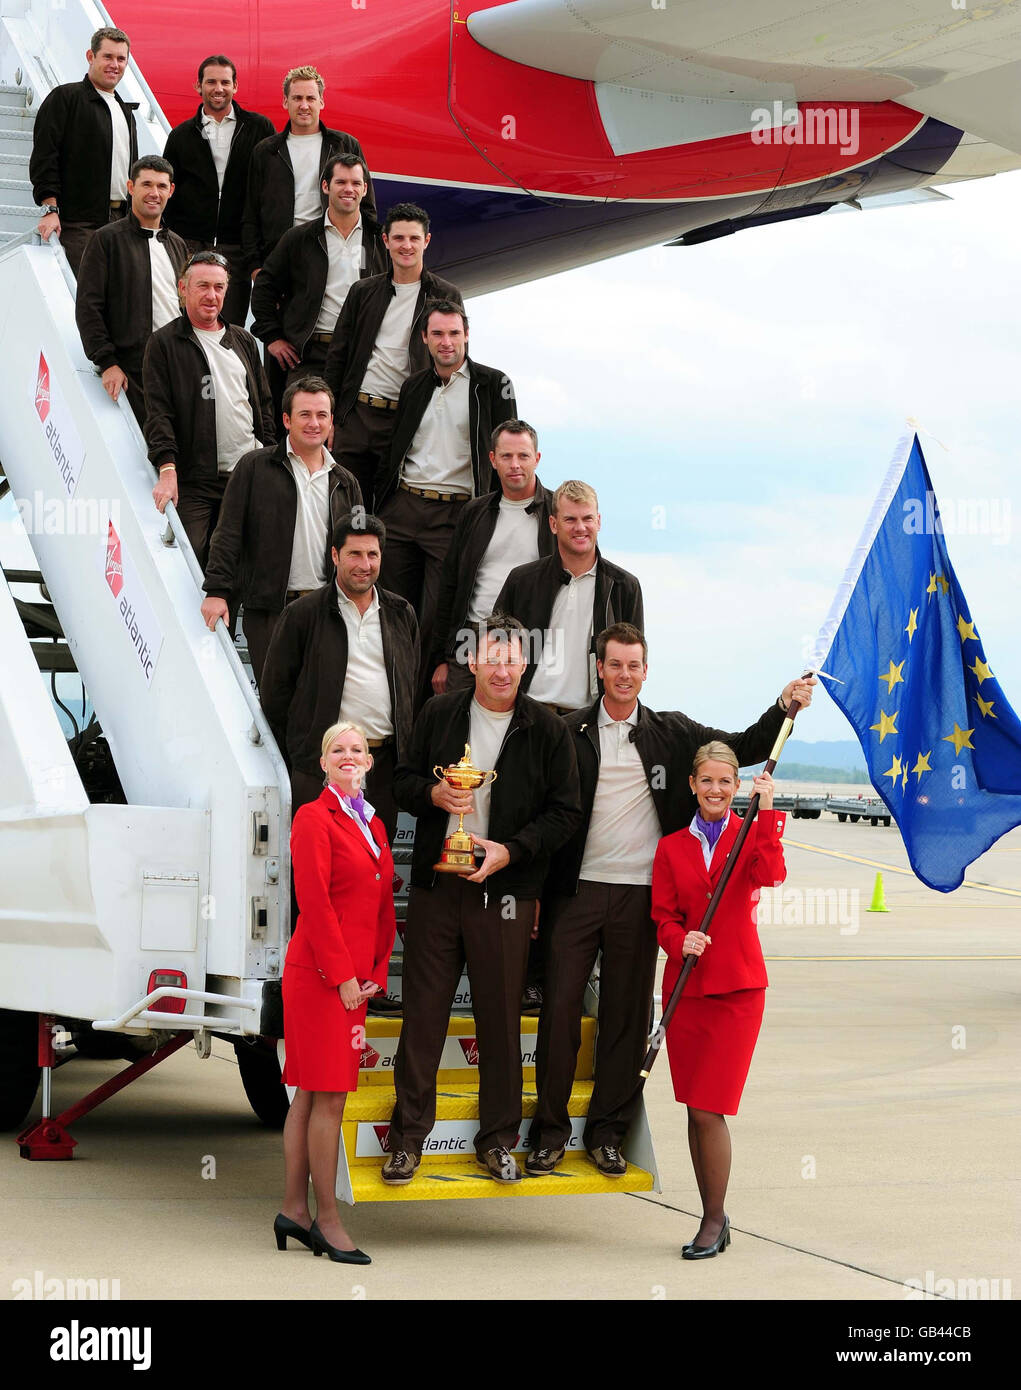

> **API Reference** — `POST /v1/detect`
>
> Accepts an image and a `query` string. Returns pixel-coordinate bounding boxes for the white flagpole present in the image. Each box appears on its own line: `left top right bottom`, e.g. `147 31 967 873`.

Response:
806 429 917 676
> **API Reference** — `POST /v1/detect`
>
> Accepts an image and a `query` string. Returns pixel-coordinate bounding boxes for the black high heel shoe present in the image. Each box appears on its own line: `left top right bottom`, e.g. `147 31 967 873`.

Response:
274 1213 315 1251
682 1215 731 1260
309 1220 371 1265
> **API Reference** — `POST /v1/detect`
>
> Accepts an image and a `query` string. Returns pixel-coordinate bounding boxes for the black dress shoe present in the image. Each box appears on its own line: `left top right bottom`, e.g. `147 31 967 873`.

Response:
309 1220 371 1265
682 1215 731 1260
520 984 543 1015
367 992 403 1016
274 1213 313 1251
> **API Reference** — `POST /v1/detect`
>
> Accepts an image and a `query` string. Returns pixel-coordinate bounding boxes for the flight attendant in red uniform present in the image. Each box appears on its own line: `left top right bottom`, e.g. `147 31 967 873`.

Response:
275 721 396 1265
651 740 786 1260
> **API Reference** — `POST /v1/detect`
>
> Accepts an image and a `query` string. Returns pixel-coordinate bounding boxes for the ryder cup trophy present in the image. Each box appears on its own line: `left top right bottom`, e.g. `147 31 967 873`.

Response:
432 744 498 873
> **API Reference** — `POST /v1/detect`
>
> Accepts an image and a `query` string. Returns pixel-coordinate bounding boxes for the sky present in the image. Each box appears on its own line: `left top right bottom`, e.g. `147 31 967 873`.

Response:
3 159 1019 749
465 167 1021 743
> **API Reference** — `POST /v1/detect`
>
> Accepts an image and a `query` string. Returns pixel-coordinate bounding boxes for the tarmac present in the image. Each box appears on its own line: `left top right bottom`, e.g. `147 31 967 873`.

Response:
2 812 1019 1303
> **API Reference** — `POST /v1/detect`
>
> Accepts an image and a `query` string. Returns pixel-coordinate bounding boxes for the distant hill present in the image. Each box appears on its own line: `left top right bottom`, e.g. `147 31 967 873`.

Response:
769 763 869 785
740 739 868 780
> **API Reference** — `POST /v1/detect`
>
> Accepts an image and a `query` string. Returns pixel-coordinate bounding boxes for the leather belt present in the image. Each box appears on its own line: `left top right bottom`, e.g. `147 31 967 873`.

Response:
399 480 470 504
357 391 398 411
367 736 394 750
309 332 333 344
542 702 578 718
284 588 315 603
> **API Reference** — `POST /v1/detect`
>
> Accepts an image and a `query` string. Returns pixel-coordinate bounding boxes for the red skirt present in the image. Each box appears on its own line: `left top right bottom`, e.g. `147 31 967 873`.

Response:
280 962 368 1093
665 988 765 1115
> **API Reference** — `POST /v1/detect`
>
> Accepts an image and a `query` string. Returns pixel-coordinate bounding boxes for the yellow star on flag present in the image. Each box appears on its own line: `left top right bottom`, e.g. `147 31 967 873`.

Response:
879 659 906 693
911 751 932 780
901 765 908 790
926 572 939 598
905 608 919 642
970 657 993 684
882 753 903 786
975 695 996 719
937 574 950 595
942 723 975 756
870 709 899 742
956 615 978 643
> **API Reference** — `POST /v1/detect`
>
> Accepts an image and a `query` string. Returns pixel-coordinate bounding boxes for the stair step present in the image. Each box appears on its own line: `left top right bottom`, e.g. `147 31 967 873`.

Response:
346 1079 593 1124
0 201 35 218
343 1080 596 1165
359 1014 595 1085
0 104 34 120
349 1152 655 1202
0 129 32 144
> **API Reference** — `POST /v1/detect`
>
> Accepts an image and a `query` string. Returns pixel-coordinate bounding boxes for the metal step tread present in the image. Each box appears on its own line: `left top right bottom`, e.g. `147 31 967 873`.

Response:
349 1152 655 1202
0 202 36 216
0 85 31 97
0 175 31 190
345 1079 595 1125
0 105 33 119
0 129 33 142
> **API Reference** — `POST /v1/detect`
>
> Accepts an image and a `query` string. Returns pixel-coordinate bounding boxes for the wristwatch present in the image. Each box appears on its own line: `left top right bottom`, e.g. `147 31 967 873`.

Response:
40 205 59 216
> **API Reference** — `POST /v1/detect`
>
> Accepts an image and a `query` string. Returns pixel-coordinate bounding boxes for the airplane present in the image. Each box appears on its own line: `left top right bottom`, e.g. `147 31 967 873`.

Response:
108 0 1021 296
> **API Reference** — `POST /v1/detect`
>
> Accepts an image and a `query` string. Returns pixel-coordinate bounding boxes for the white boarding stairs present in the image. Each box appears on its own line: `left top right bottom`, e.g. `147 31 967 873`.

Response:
0 2 289 1043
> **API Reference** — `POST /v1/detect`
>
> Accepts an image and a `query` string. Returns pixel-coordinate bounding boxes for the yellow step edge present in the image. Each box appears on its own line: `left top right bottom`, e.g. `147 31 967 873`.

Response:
358 1015 595 1086
343 1083 600 1166
350 1155 655 1201
343 1081 595 1126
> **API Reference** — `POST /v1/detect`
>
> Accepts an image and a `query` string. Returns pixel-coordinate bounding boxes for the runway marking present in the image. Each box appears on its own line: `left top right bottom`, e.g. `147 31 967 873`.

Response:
784 840 1021 898
765 954 1021 961
625 1193 951 1298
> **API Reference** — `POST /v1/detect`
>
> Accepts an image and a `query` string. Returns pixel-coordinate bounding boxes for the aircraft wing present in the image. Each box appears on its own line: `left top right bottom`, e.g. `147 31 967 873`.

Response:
468 0 1021 156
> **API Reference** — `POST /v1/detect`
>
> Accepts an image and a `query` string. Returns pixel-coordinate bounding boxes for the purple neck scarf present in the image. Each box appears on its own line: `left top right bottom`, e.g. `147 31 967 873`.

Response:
343 790 370 827
695 811 727 849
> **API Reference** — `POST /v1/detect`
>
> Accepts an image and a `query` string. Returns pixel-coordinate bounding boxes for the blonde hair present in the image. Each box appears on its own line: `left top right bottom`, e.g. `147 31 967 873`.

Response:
691 740 739 776
552 479 598 515
320 721 369 759
284 65 324 97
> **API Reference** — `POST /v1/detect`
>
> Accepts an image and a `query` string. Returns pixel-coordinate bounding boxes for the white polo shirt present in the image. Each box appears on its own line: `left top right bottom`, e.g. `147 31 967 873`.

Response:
315 212 363 332
201 106 236 191
360 280 419 400
579 702 661 885
286 447 333 590
402 360 472 495
192 326 260 470
149 236 180 331
468 496 541 622
527 562 596 710
446 698 513 844
97 87 131 200
336 585 394 741
288 131 324 225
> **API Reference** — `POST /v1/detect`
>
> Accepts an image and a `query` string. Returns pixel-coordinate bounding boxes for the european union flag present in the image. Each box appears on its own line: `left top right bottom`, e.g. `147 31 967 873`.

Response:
812 433 1021 891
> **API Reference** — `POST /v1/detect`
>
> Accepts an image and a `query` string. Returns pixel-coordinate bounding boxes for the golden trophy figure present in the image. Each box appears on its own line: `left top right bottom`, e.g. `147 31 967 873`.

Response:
433 744 498 873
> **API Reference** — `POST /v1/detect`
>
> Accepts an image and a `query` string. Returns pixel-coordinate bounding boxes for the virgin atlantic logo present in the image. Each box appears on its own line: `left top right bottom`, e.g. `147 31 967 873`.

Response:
373 1124 391 1152
360 1041 380 1069
458 1037 480 1066
35 353 51 423
105 521 124 598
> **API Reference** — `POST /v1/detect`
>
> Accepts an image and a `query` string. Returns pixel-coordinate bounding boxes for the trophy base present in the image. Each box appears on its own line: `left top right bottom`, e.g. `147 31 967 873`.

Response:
432 854 478 874
433 832 479 875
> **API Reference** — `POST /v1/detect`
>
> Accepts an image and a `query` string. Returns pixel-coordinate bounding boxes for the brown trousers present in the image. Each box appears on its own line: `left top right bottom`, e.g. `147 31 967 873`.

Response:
60 205 126 277
333 397 397 511
532 881 659 1152
378 487 467 706
390 875 535 1155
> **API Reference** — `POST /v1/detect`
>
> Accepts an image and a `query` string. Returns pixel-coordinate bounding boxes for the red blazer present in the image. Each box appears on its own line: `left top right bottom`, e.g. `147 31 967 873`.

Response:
286 788 396 991
652 810 786 998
